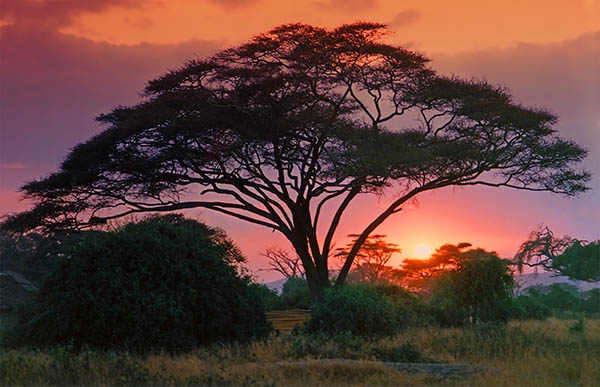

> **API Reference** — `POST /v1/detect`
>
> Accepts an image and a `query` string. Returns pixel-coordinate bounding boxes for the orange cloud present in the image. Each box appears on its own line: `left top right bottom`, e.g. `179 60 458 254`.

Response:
387 9 421 28
45 0 600 54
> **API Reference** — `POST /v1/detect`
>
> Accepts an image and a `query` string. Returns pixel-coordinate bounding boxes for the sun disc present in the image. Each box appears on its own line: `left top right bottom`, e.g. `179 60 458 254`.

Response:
414 244 432 259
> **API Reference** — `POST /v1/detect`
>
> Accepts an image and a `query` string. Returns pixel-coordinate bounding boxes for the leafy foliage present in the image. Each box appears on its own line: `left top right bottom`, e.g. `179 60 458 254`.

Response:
428 245 514 325
514 226 599 281
0 232 74 286
304 284 401 336
531 284 582 311
278 276 312 310
582 289 600 314
5 215 271 352
509 295 552 320
249 283 281 311
551 240 599 281
510 284 599 319
372 283 434 326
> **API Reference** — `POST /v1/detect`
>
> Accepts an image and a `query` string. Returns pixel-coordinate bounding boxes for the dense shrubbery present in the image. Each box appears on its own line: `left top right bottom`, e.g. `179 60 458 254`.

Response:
373 284 434 326
529 284 582 312
5 215 271 353
509 295 553 320
509 284 600 318
582 289 600 314
429 253 514 325
304 284 401 336
253 277 312 311
278 277 311 309
0 232 79 286
249 283 281 311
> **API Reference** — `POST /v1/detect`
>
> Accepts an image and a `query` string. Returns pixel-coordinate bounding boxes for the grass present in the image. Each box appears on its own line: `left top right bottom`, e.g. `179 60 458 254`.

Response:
1 318 598 386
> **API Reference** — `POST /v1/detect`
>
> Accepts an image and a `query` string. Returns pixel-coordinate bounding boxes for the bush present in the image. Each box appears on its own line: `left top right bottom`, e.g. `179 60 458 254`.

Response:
277 276 311 309
429 252 513 325
373 284 434 327
249 283 280 311
304 284 401 336
582 289 600 314
535 283 582 312
5 215 271 353
509 295 552 320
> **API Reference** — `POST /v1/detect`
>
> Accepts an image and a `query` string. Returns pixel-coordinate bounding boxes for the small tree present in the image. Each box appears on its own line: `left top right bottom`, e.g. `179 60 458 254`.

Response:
260 246 305 279
335 234 401 284
426 244 514 324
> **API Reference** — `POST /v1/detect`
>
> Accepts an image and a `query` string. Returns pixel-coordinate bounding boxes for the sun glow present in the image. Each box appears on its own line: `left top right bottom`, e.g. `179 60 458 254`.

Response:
413 244 432 259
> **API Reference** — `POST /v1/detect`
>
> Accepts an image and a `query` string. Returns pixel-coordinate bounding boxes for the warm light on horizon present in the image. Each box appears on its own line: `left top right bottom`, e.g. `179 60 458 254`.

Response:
413 244 432 259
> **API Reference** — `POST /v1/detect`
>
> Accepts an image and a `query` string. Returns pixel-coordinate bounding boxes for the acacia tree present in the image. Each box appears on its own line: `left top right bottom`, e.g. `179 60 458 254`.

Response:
2 23 589 297
336 234 401 284
514 226 599 282
399 242 473 291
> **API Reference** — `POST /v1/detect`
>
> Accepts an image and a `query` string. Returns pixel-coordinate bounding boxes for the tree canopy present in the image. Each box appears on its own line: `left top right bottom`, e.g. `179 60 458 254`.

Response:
399 242 473 291
2 22 590 297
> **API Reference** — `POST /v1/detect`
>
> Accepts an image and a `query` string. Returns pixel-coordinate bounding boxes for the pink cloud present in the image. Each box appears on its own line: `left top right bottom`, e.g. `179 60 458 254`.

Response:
0 163 25 169
0 189 32 214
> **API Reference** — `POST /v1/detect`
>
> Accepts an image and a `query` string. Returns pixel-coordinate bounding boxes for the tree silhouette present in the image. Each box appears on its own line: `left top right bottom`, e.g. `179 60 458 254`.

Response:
2 23 589 297
336 234 401 284
399 242 472 291
515 226 599 282
260 246 305 279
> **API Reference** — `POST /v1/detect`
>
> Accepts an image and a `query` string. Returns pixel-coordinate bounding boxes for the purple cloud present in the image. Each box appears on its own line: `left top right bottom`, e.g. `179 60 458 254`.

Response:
0 26 219 186
0 0 153 30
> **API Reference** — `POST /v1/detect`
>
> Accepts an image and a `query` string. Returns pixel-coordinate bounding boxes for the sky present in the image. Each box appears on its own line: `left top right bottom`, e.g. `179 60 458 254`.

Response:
1 0 599 282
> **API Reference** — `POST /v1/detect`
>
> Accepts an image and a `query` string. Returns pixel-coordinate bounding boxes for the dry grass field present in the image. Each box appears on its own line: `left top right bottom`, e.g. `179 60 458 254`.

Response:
1 317 599 386
266 309 311 334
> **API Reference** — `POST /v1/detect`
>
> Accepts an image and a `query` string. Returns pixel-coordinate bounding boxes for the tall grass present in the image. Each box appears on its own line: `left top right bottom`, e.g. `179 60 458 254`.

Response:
1 318 598 386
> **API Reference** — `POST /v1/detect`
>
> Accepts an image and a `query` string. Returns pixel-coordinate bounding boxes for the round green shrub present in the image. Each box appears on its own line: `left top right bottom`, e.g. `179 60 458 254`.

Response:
6 215 271 352
303 284 400 336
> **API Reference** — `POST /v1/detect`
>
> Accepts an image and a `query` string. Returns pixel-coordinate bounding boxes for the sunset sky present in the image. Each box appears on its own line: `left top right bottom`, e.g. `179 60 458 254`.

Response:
1 0 599 281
